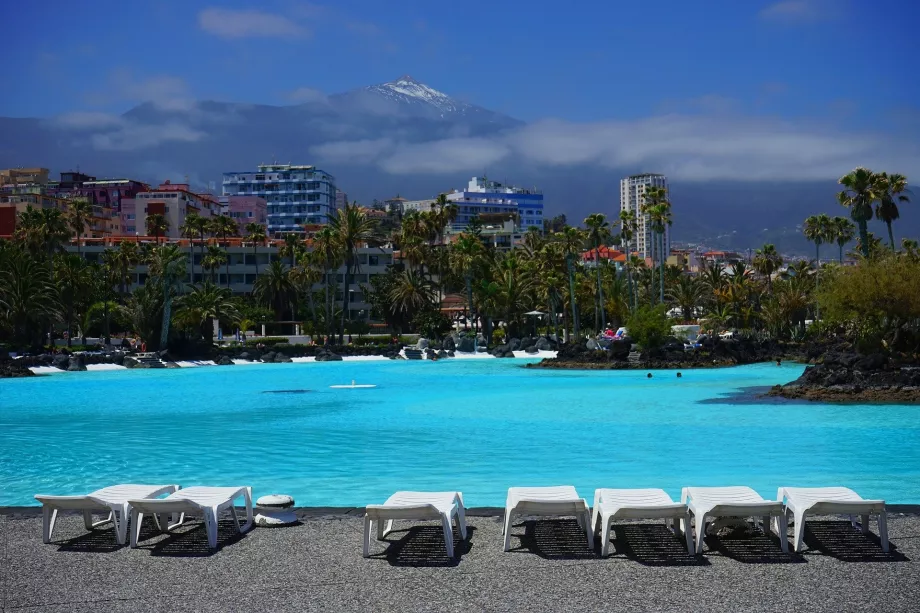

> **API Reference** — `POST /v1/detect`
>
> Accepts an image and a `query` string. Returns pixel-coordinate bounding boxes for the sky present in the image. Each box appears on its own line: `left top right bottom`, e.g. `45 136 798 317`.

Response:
5 0 918 124
3 0 919 192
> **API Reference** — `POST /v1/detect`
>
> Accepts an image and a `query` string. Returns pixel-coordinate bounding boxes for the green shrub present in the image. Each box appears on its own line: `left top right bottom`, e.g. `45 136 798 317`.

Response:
625 305 672 350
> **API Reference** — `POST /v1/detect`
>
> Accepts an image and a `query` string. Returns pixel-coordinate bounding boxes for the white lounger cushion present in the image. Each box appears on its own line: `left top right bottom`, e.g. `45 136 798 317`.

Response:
682 486 787 554
778 486 888 552
128 486 254 550
364 491 467 558
592 488 693 556
35 484 178 545
503 486 592 552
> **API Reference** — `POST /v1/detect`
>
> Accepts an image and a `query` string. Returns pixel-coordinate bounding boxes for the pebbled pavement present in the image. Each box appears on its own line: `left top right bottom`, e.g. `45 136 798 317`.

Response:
1 509 918 612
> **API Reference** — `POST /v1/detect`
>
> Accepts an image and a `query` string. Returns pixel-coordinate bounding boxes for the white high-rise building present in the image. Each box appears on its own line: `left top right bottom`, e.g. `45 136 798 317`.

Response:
619 173 670 261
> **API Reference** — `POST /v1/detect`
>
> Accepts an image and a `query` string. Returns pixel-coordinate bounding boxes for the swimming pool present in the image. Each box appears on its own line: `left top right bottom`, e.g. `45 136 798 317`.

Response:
2 360 918 506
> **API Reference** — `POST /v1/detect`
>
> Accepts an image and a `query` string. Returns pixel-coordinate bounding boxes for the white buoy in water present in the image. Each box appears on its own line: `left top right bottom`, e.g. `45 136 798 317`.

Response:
330 379 377 389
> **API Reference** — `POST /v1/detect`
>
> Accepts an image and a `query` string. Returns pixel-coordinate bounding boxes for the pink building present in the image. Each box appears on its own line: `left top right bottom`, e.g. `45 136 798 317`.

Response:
219 195 267 235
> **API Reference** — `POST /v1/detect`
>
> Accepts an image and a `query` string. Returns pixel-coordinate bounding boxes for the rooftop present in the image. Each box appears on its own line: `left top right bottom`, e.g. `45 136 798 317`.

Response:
2 509 916 612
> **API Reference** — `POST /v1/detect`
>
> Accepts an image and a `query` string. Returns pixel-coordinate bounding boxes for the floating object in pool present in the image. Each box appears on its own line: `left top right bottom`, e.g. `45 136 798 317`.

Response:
329 379 377 389
263 389 312 394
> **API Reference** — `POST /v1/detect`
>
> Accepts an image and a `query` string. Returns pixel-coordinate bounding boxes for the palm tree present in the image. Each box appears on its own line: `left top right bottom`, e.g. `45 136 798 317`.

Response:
146 213 169 245
253 260 294 322
202 245 227 284
185 213 210 283
176 281 240 343
290 252 323 325
179 214 200 284
641 186 672 304
146 245 187 350
329 203 379 344
450 232 485 333
874 172 911 248
110 241 139 295
803 214 833 265
245 222 267 277
584 213 612 331
54 254 93 347
752 243 783 290
210 214 238 289
667 275 704 323
66 197 93 257
388 269 435 314
558 226 585 341
312 226 343 341
830 216 856 262
279 233 301 269
837 167 882 258
14 207 70 261
0 248 61 347
618 209 638 310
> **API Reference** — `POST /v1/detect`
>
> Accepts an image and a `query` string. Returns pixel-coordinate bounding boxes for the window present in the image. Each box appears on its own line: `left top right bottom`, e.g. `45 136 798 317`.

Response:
247 211 253 217
307 194 320 202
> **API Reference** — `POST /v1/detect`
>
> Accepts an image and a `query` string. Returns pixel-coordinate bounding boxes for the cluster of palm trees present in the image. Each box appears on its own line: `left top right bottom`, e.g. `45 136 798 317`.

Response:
837 167 911 255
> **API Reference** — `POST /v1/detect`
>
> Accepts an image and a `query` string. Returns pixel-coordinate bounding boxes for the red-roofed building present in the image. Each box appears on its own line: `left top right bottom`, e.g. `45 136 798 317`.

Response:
582 246 627 264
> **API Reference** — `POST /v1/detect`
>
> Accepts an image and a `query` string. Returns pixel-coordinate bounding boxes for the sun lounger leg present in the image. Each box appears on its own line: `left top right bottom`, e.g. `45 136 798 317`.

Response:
441 515 455 558
694 515 706 555
205 508 219 549
363 516 372 558
42 506 58 544
793 513 805 551
378 520 389 539
230 505 241 532
82 509 94 530
502 510 514 552
860 514 870 534
130 510 144 548
683 513 694 553
601 516 613 557
583 510 593 548
777 512 788 553
878 511 889 553
456 504 468 540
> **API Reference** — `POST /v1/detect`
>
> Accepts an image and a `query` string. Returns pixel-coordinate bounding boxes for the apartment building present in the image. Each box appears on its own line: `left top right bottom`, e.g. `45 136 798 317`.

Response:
222 164 337 234
446 177 543 232
619 173 670 261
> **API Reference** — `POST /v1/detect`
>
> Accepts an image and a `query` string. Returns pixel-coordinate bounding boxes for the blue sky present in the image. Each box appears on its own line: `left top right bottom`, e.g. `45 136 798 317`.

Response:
4 0 918 126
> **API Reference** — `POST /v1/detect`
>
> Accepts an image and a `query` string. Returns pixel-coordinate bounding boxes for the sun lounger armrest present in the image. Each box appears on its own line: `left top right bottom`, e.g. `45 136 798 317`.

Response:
365 503 442 520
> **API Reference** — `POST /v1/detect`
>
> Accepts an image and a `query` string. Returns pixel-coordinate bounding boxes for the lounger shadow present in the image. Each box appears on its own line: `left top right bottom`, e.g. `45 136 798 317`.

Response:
371 524 474 567
608 524 710 567
512 519 596 559
802 521 908 562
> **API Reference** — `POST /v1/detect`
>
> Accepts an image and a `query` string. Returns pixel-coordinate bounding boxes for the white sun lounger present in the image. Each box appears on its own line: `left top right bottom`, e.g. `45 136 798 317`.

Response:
592 488 694 557
35 484 179 545
364 491 467 558
681 486 788 554
503 486 592 552
128 486 254 550
777 486 888 552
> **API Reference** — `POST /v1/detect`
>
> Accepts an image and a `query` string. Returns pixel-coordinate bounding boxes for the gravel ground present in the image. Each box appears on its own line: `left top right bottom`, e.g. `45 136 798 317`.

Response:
2 508 918 612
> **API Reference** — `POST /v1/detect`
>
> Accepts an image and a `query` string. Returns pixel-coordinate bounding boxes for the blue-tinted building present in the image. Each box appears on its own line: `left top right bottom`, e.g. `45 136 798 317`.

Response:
445 177 543 231
222 164 337 235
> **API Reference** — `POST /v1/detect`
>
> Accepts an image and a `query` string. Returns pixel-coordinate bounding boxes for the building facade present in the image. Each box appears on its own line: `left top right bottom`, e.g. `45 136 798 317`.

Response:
219 196 268 235
135 181 220 239
446 177 543 231
222 164 337 235
619 173 670 261
0 167 49 186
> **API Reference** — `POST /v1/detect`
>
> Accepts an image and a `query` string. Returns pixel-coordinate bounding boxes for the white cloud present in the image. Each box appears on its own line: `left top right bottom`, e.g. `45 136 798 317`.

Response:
50 112 205 151
309 114 920 181
198 7 309 39
84 70 196 112
759 1 828 23
52 112 125 130
285 87 329 104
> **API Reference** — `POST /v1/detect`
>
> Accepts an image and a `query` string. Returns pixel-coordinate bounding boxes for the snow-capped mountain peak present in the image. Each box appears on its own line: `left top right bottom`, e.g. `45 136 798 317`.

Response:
363 75 471 114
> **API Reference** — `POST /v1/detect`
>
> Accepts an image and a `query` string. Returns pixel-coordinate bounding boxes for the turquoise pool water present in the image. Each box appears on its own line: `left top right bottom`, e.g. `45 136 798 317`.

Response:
2 360 918 506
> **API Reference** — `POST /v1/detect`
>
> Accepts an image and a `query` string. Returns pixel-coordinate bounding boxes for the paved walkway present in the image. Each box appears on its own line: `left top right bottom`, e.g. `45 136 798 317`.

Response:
2 509 918 612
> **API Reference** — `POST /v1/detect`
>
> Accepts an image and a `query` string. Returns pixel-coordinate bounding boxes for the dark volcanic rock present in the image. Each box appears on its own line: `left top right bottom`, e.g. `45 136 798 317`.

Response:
315 350 342 362
67 354 87 372
52 354 70 370
215 355 234 366
457 337 475 353
771 352 920 403
0 360 35 378
261 351 276 363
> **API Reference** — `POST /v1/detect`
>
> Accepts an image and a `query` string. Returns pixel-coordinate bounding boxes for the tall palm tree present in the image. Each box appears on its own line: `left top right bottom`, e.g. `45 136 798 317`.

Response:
584 213 613 331
837 167 882 258
202 244 227 283
752 243 783 290
830 216 856 262
641 186 672 304
290 252 323 325
667 275 704 323
874 172 911 248
146 244 187 350
146 213 169 245
15 207 70 261
558 226 585 341
111 241 139 295
245 222 267 276
54 254 92 347
329 203 379 343
618 209 638 311
253 260 294 322
388 269 435 314
312 226 343 341
803 214 833 266
175 281 240 344
66 197 93 257
185 213 210 283
0 248 61 347
279 233 301 269
210 214 238 289
179 214 201 283
450 232 485 334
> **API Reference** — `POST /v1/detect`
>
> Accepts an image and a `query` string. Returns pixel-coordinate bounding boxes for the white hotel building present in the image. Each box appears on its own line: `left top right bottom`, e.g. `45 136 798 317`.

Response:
619 173 670 260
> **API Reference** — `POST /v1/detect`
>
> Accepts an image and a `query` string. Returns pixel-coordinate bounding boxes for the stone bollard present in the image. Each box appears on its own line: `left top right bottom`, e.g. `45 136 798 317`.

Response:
255 494 297 527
